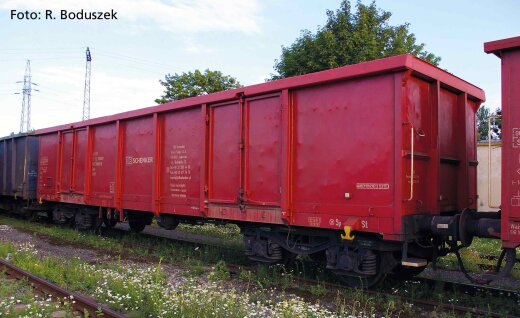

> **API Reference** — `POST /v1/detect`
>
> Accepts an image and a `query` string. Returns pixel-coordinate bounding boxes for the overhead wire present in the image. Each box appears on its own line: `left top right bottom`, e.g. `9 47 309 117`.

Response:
1 47 173 111
95 56 166 74
0 57 81 62
36 94 83 105
95 51 179 70
0 47 83 51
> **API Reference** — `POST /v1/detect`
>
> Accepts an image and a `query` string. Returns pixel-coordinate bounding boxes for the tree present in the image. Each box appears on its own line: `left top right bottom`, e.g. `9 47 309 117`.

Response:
155 69 241 104
272 0 441 79
490 108 502 140
476 105 502 141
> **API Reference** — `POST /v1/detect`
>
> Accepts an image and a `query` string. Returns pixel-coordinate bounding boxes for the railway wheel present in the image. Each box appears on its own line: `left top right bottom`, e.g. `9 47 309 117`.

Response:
101 208 119 229
390 264 426 280
339 272 385 289
74 208 101 231
103 218 118 229
278 249 297 267
129 220 146 233
127 211 152 233
308 251 327 262
334 250 390 289
157 214 179 230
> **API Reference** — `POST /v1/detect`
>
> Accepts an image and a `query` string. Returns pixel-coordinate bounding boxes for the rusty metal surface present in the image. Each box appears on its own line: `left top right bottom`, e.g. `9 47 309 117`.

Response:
0 258 127 318
0 135 38 200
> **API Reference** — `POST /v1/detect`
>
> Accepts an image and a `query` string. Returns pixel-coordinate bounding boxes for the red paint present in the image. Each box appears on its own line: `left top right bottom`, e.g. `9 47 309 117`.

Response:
209 101 241 204
35 54 484 240
38 134 59 201
89 124 117 207
160 108 202 213
244 94 282 206
485 36 520 248
122 117 154 212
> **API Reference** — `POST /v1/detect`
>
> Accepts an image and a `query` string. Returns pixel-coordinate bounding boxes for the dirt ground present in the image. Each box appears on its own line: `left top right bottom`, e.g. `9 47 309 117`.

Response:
0 224 103 263
0 224 192 287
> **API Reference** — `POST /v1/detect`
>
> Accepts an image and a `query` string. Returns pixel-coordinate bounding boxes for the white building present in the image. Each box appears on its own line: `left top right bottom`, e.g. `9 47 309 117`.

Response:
476 141 501 212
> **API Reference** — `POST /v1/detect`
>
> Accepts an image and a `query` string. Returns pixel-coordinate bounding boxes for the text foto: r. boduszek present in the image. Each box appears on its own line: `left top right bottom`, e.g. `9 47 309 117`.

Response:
11 9 118 20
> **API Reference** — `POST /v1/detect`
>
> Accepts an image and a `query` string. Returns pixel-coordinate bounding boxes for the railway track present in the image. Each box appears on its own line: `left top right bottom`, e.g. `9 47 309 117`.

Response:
2 215 519 317
224 263 518 318
293 275 516 318
0 258 127 318
417 276 520 298
116 223 520 317
479 252 520 263
116 223 519 316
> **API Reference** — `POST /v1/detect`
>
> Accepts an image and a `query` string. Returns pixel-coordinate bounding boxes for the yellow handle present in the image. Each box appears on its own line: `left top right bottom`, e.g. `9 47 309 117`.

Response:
341 226 355 240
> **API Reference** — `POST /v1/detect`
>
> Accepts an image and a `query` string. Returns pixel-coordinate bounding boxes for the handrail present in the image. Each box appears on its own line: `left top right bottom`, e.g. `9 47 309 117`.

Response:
405 126 425 202
488 115 501 209
406 127 415 201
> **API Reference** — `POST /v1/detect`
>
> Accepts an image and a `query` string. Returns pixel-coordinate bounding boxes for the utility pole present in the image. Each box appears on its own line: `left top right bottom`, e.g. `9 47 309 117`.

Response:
82 47 92 121
16 60 38 133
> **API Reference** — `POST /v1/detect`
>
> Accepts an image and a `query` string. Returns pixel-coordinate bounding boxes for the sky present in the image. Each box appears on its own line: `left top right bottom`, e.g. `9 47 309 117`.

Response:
0 0 518 136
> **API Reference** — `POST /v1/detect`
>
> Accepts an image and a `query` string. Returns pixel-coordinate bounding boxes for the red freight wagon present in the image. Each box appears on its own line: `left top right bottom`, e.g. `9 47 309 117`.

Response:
35 54 490 286
485 36 520 249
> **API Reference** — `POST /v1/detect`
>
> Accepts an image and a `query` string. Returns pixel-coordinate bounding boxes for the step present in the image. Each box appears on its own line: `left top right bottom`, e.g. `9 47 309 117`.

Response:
401 258 428 267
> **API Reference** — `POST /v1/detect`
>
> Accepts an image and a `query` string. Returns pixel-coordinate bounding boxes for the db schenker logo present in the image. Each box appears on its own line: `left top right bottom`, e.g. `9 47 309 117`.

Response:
125 156 154 166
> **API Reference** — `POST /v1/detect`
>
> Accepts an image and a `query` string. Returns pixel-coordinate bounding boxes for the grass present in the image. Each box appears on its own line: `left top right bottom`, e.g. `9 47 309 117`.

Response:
433 238 520 279
0 215 248 269
185 259 205 276
207 260 231 281
378 275 520 316
1 215 518 317
308 282 327 297
0 271 77 318
176 223 242 242
0 217 420 317
0 239 404 318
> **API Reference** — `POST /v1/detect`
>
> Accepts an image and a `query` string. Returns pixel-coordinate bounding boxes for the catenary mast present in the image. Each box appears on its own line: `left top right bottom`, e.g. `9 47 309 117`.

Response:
82 47 92 121
18 60 37 133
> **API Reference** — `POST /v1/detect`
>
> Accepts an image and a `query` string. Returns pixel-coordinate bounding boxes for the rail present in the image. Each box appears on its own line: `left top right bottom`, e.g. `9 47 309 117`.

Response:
0 258 127 318
225 263 512 318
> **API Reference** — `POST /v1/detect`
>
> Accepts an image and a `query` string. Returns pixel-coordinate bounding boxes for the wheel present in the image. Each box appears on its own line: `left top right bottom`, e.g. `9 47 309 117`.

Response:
129 220 146 233
103 218 118 228
335 250 388 289
278 249 297 267
390 264 426 280
74 210 97 230
126 211 152 233
308 251 327 262
157 214 179 230
338 270 385 289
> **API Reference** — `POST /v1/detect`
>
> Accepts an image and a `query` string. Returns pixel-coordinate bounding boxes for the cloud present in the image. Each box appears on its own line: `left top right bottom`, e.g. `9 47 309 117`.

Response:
1 0 262 34
183 41 216 54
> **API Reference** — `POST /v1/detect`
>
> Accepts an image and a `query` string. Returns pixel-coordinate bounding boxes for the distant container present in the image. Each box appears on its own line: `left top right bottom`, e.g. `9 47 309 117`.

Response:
0 134 39 200
476 141 501 212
